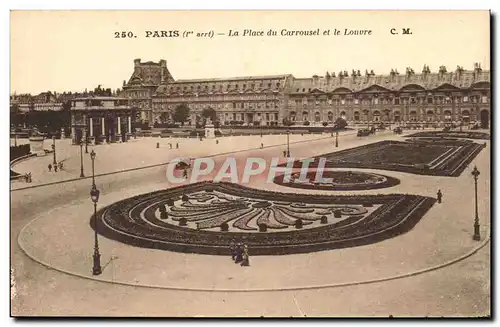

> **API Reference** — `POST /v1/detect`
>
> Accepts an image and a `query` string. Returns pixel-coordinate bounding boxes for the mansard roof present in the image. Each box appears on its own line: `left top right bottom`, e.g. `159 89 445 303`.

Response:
173 74 291 83
124 60 174 88
153 74 290 96
289 69 490 94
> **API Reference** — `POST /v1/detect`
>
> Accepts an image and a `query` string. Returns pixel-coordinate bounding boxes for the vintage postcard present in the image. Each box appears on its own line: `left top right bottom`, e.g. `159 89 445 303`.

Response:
10 10 491 317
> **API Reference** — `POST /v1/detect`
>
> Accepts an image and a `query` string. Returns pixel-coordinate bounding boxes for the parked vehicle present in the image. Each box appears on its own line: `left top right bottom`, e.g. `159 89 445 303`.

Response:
393 127 403 134
357 129 371 137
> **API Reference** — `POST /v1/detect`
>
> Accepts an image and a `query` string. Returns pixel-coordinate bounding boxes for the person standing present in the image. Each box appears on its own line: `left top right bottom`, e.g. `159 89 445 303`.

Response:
437 189 443 203
234 243 243 264
241 244 250 267
176 143 179 149
48 164 52 172
229 240 237 261
54 164 58 172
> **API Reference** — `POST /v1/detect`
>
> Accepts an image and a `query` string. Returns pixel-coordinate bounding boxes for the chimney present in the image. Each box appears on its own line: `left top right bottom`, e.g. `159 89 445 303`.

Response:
160 60 167 83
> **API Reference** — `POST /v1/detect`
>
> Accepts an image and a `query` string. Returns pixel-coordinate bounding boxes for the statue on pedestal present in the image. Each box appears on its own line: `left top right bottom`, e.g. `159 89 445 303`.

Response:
205 117 214 126
204 117 216 139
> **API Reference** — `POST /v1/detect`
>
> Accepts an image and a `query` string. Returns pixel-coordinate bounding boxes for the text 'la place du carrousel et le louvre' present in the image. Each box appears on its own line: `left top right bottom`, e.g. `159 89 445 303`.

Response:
143 28 373 38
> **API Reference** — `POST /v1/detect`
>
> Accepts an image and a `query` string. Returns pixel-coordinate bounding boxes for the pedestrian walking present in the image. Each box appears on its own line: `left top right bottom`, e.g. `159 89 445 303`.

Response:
24 173 29 183
437 189 443 203
234 243 243 264
48 164 52 172
229 240 237 261
183 169 188 179
216 140 219 145
176 143 179 149
54 164 58 172
260 143 264 149
28 172 32 183
59 162 63 170
283 150 287 157
241 244 250 267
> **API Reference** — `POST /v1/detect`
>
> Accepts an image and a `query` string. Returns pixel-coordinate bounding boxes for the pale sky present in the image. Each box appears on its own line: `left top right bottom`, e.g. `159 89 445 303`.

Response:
10 10 490 94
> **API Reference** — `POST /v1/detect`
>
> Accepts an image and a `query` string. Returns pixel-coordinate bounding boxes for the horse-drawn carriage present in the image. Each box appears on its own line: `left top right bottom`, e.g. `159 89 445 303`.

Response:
172 157 193 170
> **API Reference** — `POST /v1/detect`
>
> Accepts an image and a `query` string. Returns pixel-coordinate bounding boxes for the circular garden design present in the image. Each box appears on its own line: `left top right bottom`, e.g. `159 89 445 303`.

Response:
273 170 400 191
93 182 436 255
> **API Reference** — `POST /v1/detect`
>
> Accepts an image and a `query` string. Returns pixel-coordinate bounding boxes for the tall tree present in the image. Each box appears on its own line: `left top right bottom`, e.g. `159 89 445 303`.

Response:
201 107 217 123
333 117 347 129
173 104 190 126
159 112 169 123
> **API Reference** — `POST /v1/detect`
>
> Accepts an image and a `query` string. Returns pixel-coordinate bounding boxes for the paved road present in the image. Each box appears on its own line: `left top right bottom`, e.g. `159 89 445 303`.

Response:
10 131 491 317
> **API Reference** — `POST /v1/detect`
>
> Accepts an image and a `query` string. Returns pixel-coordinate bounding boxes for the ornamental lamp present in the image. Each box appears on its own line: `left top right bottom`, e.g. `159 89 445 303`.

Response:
90 185 100 203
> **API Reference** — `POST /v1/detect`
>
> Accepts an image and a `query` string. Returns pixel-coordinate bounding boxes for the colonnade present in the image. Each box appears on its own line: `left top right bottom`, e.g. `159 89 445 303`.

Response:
71 113 134 145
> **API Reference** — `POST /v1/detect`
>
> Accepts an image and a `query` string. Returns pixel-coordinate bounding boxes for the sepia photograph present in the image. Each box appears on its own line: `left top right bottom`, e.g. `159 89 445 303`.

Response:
9 9 491 317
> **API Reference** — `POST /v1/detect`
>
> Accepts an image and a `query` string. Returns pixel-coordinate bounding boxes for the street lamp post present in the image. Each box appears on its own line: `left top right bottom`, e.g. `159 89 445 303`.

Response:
52 136 57 165
335 131 339 148
471 166 481 241
79 140 85 178
90 149 96 187
259 116 263 138
90 183 102 275
85 128 89 154
286 129 290 157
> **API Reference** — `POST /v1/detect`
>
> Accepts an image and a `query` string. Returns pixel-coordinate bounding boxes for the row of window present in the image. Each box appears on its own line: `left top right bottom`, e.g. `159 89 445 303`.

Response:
291 112 477 123
219 112 280 121
126 91 149 98
290 109 476 116
166 82 280 93
153 101 280 110
290 95 489 106
155 94 278 101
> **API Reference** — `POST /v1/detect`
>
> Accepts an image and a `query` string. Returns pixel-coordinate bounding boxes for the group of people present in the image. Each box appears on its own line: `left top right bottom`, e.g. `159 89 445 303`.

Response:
23 172 32 183
168 143 179 149
229 241 250 267
47 162 63 172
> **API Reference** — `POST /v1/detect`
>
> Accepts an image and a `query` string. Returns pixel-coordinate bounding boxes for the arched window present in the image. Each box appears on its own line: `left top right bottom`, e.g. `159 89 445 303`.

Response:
443 110 452 121
354 111 360 121
373 110 381 122
314 112 321 122
426 110 435 122
461 110 470 123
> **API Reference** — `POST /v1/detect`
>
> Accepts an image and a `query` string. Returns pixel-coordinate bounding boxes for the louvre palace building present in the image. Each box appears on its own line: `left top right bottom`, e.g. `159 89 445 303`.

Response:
119 59 491 128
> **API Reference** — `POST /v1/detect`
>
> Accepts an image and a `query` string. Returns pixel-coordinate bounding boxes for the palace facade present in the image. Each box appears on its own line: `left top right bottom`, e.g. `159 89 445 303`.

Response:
286 65 490 128
95 59 491 130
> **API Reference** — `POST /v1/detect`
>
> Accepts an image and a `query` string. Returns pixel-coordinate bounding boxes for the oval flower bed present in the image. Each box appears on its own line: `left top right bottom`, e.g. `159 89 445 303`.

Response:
92 181 437 255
